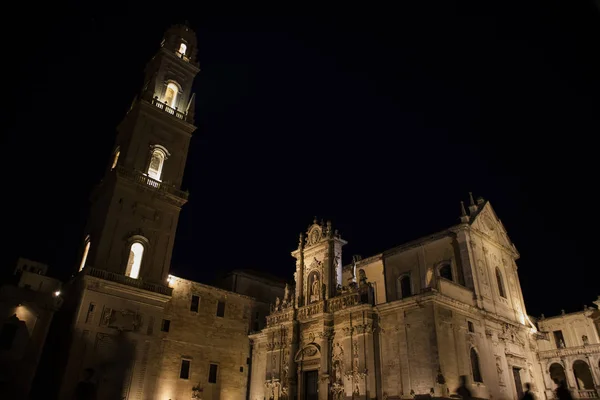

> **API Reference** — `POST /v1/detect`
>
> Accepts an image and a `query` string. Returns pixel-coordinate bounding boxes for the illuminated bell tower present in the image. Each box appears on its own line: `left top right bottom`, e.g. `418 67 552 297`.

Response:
78 24 200 285
292 219 346 307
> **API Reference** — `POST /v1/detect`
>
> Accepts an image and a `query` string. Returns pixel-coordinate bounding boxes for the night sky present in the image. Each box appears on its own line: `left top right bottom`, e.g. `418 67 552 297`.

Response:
4 3 599 318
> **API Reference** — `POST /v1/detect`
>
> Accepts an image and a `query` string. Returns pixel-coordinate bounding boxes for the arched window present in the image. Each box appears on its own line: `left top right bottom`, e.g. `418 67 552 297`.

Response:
147 148 166 181
164 82 179 108
399 275 412 298
111 146 120 170
125 242 144 279
470 348 483 383
78 237 91 272
549 363 566 386
573 360 595 390
495 267 506 298
439 263 453 281
178 42 187 55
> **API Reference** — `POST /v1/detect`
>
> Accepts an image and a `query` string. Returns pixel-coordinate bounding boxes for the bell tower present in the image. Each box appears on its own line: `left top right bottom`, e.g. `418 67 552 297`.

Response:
77 23 200 285
292 219 347 307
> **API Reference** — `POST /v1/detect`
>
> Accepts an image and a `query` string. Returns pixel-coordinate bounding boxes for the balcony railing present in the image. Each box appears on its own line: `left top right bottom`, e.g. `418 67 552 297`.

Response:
150 97 187 120
297 301 324 320
85 267 173 296
116 166 189 200
575 389 598 399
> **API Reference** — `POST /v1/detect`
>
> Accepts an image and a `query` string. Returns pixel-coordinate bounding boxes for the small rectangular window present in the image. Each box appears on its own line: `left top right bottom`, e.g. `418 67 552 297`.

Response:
191 295 200 312
208 363 218 383
85 303 96 324
240 366 244 373
216 301 225 317
468 321 474 333
180 359 190 379
253 321 259 332
161 319 171 332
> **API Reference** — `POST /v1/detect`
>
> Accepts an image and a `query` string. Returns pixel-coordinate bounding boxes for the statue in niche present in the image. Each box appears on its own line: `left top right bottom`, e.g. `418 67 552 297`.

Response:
358 269 367 285
425 267 434 287
496 356 505 385
582 335 589 345
310 274 320 303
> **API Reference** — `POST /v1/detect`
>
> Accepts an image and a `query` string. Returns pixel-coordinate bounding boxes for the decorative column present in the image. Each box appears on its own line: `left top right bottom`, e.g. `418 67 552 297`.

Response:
355 320 377 399
318 329 333 399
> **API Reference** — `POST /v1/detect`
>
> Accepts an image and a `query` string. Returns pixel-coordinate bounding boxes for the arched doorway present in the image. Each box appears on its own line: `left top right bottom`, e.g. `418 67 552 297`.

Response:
572 360 594 390
549 363 566 387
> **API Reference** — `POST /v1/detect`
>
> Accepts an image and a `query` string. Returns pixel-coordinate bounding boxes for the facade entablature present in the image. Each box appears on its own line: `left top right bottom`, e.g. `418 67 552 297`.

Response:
538 343 600 360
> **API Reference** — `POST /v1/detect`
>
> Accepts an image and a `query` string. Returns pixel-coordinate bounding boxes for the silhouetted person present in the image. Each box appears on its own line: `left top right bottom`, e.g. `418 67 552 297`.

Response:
521 383 535 400
74 368 97 400
456 375 472 400
555 380 572 400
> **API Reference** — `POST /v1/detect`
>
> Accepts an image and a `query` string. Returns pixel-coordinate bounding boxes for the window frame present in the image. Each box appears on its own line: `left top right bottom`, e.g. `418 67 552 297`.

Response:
180 358 191 380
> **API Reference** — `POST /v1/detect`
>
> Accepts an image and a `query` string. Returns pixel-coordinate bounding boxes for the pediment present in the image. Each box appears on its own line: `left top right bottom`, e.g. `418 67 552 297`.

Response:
471 202 517 255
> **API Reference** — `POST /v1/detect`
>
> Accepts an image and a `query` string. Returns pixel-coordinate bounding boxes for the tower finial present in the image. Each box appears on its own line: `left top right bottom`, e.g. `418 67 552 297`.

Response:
313 216 318 224
460 201 470 223
468 192 478 214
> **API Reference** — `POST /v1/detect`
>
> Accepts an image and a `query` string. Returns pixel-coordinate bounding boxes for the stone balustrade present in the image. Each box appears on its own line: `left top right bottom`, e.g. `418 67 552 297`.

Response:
116 165 189 200
85 267 173 296
297 302 324 320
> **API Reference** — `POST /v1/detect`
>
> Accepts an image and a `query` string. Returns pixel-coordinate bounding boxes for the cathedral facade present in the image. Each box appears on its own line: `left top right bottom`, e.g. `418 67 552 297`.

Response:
248 197 586 400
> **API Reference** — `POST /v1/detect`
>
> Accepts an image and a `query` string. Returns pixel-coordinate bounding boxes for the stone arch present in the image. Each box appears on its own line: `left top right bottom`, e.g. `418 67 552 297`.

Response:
572 359 595 390
294 343 321 362
549 362 566 387
438 261 453 282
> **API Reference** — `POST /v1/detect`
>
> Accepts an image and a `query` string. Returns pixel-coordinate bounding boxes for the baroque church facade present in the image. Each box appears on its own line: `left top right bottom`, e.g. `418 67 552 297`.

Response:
248 197 600 400
15 23 598 400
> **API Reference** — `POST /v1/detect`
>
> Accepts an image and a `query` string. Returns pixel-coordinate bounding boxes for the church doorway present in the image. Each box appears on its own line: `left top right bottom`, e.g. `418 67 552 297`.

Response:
512 367 523 399
303 370 318 400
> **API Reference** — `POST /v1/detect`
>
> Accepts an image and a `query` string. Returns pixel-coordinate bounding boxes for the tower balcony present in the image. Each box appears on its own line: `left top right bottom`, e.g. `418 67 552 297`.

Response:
116 165 189 201
149 96 189 121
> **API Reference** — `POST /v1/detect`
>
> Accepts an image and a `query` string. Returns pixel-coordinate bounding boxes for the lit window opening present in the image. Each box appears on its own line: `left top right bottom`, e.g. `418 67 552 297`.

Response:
111 147 120 170
147 149 165 181
79 238 91 272
178 42 187 55
125 242 144 279
164 82 179 108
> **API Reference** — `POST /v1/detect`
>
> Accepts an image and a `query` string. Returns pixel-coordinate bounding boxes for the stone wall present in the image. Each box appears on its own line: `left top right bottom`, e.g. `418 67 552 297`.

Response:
157 276 261 400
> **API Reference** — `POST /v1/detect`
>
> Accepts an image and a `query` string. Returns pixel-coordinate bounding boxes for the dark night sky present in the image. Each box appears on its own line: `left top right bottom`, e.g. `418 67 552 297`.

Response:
3 3 599 318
